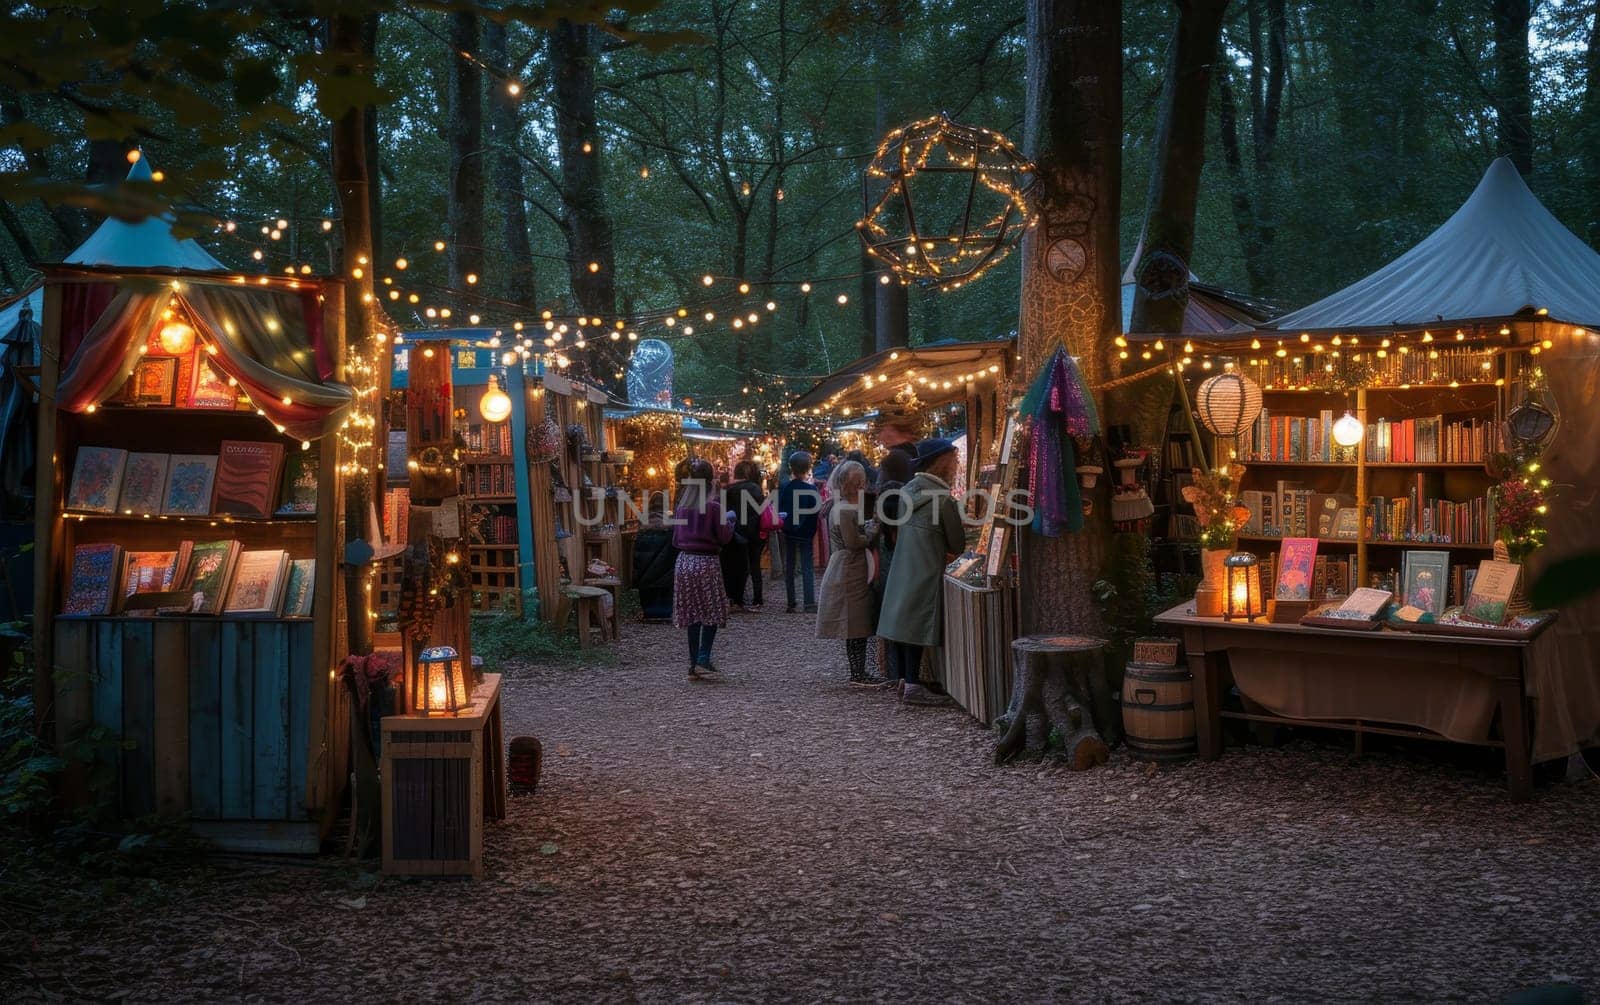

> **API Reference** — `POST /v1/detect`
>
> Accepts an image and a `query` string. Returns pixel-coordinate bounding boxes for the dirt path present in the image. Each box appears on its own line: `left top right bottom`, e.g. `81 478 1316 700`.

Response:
18 604 1600 1002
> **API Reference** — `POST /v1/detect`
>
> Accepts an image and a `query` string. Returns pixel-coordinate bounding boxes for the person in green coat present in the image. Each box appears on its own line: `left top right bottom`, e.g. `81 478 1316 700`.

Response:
876 438 966 705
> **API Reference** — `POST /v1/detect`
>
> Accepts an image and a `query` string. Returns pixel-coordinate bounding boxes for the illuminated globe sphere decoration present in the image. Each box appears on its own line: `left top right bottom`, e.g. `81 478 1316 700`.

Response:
857 114 1037 291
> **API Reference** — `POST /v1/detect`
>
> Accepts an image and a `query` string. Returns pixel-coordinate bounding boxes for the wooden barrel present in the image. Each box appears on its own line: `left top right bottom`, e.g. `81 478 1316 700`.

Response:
1120 662 1196 762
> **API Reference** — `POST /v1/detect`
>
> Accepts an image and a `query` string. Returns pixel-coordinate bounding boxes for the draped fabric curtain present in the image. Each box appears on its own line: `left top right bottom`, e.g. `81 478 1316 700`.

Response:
0 305 39 519
178 284 350 440
55 280 168 413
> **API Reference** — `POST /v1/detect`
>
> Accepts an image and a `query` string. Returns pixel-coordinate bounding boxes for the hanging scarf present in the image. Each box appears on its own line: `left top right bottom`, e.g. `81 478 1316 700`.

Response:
1019 347 1100 536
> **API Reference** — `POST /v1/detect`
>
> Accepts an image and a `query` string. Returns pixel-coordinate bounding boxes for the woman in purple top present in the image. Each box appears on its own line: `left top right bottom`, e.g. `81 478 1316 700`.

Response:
672 458 734 679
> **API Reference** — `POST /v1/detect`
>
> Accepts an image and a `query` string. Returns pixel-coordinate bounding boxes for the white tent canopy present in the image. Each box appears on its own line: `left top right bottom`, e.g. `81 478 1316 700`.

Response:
1264 157 1600 332
62 157 226 272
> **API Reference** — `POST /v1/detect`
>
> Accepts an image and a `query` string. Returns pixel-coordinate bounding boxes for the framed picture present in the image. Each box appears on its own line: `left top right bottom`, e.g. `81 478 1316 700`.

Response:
132 356 178 405
1400 549 1451 617
189 357 239 409
985 525 1008 579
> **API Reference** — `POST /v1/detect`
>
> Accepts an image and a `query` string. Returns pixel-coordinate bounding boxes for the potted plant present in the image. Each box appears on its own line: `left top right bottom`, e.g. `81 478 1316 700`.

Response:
1182 465 1252 616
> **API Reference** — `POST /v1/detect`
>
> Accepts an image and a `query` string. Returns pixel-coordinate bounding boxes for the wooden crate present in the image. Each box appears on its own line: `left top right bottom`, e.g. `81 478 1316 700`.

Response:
376 553 405 616
381 674 506 879
939 576 1018 725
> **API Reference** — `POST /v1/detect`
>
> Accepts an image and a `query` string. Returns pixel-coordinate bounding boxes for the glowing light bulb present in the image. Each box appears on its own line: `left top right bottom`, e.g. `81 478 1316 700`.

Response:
1332 411 1364 448
158 321 195 355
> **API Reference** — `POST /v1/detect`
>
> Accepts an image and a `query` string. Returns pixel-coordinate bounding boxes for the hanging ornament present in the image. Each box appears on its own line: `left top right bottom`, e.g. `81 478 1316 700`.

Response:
1501 385 1559 465
857 113 1037 291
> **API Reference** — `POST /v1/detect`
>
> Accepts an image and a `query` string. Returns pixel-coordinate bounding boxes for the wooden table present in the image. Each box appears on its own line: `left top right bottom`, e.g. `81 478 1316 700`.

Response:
381 673 506 878
1153 602 1556 802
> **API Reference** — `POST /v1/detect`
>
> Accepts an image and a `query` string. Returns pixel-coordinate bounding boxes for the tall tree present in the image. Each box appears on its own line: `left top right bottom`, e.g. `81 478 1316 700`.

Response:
482 18 536 309
1017 0 1121 635
1217 0 1286 294
549 17 617 373
1129 0 1230 338
446 9 485 293
1494 0 1534 176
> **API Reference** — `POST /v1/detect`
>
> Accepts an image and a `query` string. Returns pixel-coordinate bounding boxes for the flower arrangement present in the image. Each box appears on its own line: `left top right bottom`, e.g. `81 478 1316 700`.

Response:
1182 465 1252 550
1495 476 1548 563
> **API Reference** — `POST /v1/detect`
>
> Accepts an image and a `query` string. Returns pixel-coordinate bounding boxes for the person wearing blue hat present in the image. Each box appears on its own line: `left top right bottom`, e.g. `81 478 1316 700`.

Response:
876 437 965 704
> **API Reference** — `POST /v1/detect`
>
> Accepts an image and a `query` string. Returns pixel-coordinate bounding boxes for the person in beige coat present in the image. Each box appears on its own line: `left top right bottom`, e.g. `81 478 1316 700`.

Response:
815 461 887 687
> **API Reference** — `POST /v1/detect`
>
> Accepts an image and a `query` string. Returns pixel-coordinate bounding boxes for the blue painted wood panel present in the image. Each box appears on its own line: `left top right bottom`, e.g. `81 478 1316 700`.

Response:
92 621 122 787
287 623 311 816
219 622 253 820
187 620 222 819
252 622 290 820
119 621 155 818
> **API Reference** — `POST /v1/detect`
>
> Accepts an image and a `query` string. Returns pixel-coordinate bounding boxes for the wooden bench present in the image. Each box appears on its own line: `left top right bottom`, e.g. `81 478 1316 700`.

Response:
564 585 611 648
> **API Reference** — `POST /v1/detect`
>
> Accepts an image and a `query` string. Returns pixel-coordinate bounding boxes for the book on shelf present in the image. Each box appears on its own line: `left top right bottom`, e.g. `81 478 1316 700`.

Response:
67 446 128 512
131 356 179 406
189 357 239 409
383 487 410 547
1274 538 1319 601
280 558 316 617
63 543 122 615
117 452 169 515
275 447 319 515
1253 347 1499 388
184 540 242 614
223 549 291 614
161 454 218 517
119 545 192 612
213 439 287 518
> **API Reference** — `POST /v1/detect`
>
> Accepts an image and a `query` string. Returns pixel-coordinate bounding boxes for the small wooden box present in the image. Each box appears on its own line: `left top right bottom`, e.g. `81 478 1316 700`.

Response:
381 674 505 879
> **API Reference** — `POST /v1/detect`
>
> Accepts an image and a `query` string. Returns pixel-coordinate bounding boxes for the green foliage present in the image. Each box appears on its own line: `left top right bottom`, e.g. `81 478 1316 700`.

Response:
1092 532 1159 657
471 612 610 668
1531 551 1600 610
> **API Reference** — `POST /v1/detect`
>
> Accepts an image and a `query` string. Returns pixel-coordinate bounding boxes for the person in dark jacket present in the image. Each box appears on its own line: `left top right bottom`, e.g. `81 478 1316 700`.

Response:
631 500 678 622
721 460 767 608
775 451 822 613
877 438 965 705
871 445 916 624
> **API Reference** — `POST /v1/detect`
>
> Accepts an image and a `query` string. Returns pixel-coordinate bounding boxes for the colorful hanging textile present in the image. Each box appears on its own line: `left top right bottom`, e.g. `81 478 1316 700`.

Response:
1019 346 1100 536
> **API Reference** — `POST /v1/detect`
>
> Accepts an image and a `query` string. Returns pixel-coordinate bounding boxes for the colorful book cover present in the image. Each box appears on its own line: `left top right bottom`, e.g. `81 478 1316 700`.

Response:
117 452 169 515
1274 537 1319 601
184 540 240 614
63 543 121 616
189 358 239 409
275 448 319 515
223 549 288 614
66 446 128 512
162 454 218 516
213 440 286 518
120 549 180 603
132 356 178 405
1463 559 1520 626
281 558 316 617
1400 549 1450 617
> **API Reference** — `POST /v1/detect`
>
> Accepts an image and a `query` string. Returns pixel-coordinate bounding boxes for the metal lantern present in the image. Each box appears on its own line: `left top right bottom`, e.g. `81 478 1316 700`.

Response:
410 645 470 716
1223 552 1263 622
1195 372 1264 439
858 113 1037 291
1502 390 1559 463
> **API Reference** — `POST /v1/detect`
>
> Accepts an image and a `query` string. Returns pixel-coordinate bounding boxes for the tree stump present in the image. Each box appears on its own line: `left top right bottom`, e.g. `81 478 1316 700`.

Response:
994 634 1112 769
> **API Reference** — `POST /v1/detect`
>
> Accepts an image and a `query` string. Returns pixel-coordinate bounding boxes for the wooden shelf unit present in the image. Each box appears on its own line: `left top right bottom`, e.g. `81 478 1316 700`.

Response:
1234 378 1505 600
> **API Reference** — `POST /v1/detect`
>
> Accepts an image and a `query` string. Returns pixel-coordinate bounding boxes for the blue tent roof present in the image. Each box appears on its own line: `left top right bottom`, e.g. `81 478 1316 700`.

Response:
63 158 226 272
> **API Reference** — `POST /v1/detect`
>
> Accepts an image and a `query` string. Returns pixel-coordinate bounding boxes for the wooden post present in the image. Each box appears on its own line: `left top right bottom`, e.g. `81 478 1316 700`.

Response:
1354 385 1368 587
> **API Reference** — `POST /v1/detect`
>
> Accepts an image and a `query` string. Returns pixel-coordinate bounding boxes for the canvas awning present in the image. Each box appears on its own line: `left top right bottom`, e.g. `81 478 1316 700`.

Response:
1261 157 1600 333
65 158 227 273
786 337 1013 415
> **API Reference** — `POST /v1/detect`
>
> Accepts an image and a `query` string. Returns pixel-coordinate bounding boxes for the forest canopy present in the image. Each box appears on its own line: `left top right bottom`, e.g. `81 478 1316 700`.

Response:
1 0 1595 414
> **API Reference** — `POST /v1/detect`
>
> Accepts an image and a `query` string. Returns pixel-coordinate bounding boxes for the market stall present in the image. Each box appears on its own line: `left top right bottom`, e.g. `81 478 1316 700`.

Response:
1157 157 1600 789
32 167 356 849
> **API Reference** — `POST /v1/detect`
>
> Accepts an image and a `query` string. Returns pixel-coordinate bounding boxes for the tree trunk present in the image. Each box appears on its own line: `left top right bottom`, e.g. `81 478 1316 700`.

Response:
1129 0 1229 339
1018 0 1120 639
330 10 379 853
1216 0 1284 295
994 635 1112 767
1582 0 1600 246
447 9 485 293
871 36 910 354
1493 0 1533 177
549 18 617 376
484 18 536 309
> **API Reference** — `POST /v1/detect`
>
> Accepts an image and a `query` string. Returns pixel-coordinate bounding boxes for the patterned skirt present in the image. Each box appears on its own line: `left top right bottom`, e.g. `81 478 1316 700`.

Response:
672 552 730 628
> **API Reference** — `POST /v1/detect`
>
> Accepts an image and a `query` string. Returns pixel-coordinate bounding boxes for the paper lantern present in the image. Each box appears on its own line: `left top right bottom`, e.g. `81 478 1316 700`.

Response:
478 374 512 423
410 645 470 716
1223 552 1263 622
159 320 195 355
1194 372 1263 439
1332 411 1364 448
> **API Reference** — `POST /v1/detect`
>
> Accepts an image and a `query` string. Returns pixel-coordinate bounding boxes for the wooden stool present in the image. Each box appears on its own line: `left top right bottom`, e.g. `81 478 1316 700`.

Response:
993 634 1111 769
564 586 610 648
584 576 623 640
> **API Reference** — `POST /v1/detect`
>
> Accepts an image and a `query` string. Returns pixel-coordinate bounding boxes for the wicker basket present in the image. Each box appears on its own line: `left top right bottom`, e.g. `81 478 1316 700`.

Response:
1131 636 1181 667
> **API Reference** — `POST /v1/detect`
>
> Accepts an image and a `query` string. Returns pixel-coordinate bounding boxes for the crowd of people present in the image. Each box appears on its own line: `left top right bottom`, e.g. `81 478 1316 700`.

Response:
634 440 964 704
